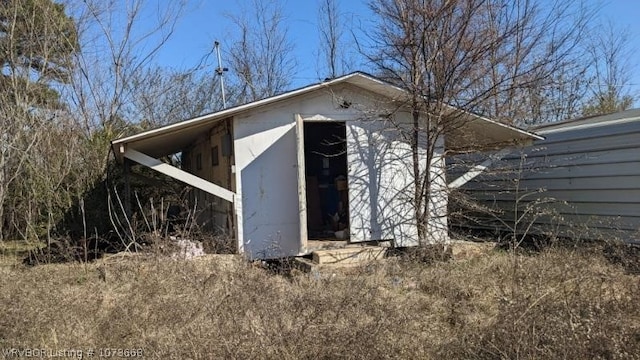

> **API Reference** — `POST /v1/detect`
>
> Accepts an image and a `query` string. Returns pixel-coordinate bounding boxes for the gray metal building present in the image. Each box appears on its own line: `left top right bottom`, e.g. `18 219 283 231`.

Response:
456 109 640 243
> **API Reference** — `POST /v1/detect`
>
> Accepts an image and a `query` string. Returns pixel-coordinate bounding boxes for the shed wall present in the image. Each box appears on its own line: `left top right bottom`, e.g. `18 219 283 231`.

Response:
182 118 235 233
233 84 448 259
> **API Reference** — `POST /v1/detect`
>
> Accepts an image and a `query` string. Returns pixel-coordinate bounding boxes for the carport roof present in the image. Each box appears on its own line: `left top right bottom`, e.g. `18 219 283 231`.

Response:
111 71 542 162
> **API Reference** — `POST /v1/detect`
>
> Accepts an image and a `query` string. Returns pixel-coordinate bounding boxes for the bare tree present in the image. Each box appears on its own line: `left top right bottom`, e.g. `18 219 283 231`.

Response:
0 0 222 244
133 66 226 128
365 0 592 242
582 22 636 116
64 0 186 171
518 61 591 126
317 0 343 79
227 0 296 103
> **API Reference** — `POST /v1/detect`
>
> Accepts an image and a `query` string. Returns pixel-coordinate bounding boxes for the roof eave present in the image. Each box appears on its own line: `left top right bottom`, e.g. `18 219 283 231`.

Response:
111 71 542 162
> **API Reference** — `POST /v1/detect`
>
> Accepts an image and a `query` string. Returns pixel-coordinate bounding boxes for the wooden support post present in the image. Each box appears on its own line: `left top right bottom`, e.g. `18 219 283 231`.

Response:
123 158 132 219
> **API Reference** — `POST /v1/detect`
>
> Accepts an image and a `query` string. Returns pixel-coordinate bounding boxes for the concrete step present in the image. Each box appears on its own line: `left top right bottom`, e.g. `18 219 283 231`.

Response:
311 246 387 265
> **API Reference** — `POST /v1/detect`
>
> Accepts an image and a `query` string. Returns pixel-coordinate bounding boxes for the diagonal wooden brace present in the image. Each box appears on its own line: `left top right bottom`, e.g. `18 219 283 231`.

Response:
124 148 235 203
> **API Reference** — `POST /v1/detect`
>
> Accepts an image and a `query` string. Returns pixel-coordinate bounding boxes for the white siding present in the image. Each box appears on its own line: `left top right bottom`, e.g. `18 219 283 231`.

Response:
234 84 448 258
456 116 640 242
346 117 419 244
234 113 300 259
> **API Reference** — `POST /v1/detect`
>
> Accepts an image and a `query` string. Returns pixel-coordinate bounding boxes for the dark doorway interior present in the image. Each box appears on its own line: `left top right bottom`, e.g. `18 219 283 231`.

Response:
303 122 349 240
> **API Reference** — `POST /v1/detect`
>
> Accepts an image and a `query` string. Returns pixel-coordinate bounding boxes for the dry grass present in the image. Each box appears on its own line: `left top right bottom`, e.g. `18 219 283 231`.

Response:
0 245 638 359
0 240 44 266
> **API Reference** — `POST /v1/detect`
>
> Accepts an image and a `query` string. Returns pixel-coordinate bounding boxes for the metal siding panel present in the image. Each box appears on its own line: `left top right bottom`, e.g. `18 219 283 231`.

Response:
520 162 640 180
495 147 640 169
458 118 640 241
528 132 640 156
474 189 640 203
475 199 640 218
463 176 640 191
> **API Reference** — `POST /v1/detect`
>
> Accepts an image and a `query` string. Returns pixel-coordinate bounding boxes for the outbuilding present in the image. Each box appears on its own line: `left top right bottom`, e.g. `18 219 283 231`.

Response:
457 109 640 243
111 72 539 259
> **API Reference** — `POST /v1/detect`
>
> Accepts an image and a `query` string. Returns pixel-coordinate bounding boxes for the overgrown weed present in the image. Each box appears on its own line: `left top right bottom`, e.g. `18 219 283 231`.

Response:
0 245 637 359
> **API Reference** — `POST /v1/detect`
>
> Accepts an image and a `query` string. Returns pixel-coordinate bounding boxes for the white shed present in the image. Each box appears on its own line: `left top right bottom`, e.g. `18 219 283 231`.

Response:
112 72 539 259
457 109 640 243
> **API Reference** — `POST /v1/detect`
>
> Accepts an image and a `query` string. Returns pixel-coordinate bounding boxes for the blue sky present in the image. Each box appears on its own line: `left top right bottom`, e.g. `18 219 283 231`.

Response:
151 0 640 98
152 0 371 84
599 1 640 90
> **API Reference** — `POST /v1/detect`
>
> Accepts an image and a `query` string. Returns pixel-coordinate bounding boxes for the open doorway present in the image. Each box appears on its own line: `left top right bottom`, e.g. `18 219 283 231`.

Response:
303 122 350 240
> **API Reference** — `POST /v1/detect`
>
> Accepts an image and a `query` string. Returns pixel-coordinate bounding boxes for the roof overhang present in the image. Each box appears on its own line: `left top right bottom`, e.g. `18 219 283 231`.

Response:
111 72 393 162
111 71 542 162
445 107 544 152
533 108 640 135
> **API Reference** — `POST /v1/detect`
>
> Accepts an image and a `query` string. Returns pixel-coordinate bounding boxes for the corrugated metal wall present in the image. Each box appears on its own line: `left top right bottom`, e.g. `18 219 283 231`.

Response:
452 112 640 242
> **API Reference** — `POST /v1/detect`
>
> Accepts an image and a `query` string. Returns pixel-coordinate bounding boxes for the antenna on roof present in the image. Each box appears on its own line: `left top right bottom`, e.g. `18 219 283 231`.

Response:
214 41 228 109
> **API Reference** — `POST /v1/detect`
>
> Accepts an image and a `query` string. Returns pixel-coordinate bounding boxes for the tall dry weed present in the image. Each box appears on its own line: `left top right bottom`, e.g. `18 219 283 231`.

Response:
0 246 637 359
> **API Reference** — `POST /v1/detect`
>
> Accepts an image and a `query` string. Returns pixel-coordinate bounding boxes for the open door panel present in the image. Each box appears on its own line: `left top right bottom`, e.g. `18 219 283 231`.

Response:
346 119 418 245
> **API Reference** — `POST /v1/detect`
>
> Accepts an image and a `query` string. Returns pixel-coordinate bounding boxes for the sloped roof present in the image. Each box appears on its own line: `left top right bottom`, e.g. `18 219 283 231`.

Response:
112 71 541 162
534 108 640 134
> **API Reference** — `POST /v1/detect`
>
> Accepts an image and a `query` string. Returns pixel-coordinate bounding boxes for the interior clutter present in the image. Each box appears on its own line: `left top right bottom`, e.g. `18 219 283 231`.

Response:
304 122 350 240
